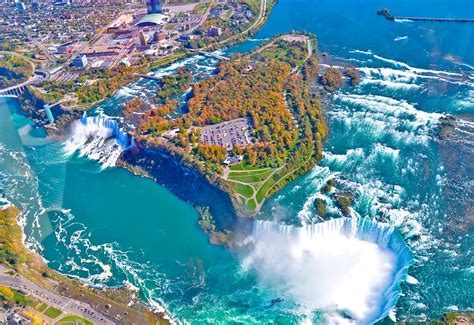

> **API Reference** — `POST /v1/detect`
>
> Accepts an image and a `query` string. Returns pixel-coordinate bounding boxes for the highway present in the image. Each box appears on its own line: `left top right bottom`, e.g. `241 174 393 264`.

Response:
0 265 118 324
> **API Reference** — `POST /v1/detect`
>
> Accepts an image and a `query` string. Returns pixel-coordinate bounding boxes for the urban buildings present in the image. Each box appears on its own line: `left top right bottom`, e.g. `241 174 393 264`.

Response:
207 26 222 37
146 0 161 14
72 54 88 68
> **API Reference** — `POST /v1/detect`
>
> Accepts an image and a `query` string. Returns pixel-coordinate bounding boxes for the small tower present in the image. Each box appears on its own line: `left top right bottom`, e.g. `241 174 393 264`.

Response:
44 104 55 124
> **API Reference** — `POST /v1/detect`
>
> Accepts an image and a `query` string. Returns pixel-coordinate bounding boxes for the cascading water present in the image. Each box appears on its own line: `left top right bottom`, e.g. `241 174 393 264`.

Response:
248 218 414 324
63 112 135 169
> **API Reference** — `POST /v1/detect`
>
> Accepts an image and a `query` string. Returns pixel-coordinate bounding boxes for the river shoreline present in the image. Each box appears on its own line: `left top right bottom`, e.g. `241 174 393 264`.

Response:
0 202 171 324
0 2 280 318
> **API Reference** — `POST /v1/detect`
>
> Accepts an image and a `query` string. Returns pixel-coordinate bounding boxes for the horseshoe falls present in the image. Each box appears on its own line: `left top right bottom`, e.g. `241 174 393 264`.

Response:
0 0 473 323
249 218 414 324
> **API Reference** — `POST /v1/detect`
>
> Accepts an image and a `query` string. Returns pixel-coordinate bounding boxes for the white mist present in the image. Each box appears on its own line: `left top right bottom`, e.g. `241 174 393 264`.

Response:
246 218 412 324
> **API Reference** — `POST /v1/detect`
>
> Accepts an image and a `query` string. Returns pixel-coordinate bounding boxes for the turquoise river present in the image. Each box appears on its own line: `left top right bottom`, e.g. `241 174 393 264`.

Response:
0 0 473 323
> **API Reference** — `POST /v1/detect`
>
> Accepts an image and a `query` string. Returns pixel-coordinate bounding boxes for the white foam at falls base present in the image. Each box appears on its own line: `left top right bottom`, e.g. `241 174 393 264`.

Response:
63 113 131 169
247 218 413 324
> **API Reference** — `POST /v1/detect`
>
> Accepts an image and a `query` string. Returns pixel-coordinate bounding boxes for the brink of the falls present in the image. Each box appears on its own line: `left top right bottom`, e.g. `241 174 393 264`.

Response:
248 217 414 324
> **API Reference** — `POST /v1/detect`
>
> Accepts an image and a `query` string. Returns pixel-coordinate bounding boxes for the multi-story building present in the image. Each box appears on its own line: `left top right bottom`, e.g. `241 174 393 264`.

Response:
72 54 88 68
146 0 160 14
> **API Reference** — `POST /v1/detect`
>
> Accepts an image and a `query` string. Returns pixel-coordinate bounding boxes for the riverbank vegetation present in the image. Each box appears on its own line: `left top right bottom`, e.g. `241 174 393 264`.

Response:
0 206 168 324
197 207 234 246
156 67 193 102
322 66 344 92
345 67 361 86
0 54 33 88
40 61 148 105
0 206 28 267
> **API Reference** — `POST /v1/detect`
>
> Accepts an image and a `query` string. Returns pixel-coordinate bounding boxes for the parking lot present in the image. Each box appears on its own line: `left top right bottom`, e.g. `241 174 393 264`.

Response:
200 118 253 150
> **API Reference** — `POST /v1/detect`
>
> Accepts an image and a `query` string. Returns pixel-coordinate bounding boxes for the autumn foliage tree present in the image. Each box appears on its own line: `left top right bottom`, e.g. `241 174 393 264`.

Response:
322 67 344 92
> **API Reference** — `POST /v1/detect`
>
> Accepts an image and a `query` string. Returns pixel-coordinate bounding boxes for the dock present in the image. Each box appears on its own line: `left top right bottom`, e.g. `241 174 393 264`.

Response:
377 9 474 23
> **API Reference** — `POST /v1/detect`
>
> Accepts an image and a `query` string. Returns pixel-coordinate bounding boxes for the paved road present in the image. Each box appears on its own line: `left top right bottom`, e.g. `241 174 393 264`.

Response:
0 266 118 324
215 0 267 48
190 0 217 33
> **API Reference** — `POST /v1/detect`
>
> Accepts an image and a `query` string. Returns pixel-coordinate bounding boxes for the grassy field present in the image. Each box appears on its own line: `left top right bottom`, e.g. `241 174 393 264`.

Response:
193 2 209 14
36 302 48 312
232 182 254 198
43 306 62 319
58 315 94 325
227 164 283 214
256 175 277 203
246 199 257 212
228 169 273 183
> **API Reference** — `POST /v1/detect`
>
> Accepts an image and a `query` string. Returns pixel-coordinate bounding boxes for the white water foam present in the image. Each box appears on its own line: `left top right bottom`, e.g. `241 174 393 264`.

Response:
332 93 443 146
351 50 474 87
63 113 133 169
394 19 413 23
246 218 413 324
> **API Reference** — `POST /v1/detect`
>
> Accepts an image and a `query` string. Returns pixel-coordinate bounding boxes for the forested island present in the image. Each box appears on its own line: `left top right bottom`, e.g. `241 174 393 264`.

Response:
122 34 328 216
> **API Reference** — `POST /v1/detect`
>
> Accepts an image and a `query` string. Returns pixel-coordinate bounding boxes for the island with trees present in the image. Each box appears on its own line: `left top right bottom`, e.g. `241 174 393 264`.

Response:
121 33 328 217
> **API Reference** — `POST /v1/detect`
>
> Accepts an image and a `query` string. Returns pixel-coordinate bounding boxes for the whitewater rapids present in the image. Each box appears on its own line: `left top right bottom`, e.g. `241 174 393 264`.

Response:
246 218 414 324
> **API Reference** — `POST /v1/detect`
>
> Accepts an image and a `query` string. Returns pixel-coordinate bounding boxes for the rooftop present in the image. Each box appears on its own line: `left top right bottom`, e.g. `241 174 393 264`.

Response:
136 13 167 26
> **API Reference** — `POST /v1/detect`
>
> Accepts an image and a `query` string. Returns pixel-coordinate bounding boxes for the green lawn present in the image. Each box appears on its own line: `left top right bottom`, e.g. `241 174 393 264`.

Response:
256 176 278 203
228 165 281 209
193 2 209 14
229 163 247 171
43 306 62 319
12 290 35 307
232 183 254 198
229 161 270 171
36 302 48 312
58 315 93 325
228 169 273 183
246 199 257 213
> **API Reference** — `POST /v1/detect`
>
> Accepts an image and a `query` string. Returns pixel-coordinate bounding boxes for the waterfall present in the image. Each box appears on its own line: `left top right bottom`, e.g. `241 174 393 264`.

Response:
63 113 135 169
250 217 414 324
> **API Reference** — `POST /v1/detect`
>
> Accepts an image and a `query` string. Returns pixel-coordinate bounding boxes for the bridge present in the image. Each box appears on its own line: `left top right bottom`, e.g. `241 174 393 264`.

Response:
0 74 43 98
198 51 230 61
188 50 230 61
0 83 29 98
136 73 162 81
